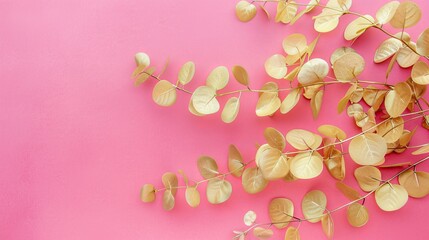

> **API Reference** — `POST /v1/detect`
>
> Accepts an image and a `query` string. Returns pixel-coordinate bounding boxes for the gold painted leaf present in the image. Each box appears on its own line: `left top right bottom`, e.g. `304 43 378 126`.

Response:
385 82 413 117
297 58 329 85
375 183 408 211
242 167 268 194
253 227 274 240
141 184 156 203
264 127 286 151
235 1 257 22
206 66 229 90
178 61 195 85
313 9 341 33
244 210 257 226
228 144 245 177
377 117 404 143
412 144 429 155
374 38 402 63
265 54 288 79
347 203 369 227
185 186 200 208
324 148 345 181
221 97 240 123
399 170 429 198
349 133 387 166
134 66 155 85
333 52 365 82
336 181 361 201
256 145 289 180
305 0 320 13
376 1 400 24
163 189 175 211
330 47 355 65
206 179 232 204
290 152 323 179
162 172 178 195
396 43 420 68
269 198 294 229
317 125 347 140
286 129 322 150
285 226 301 240
282 33 307 56
310 90 323 119
197 156 219 179
232 65 249 86
135 52 150 67
344 15 374 41
321 214 334 239
362 87 387 111
152 80 177 107
389 1 421 29
276 0 298 24
256 92 281 117
280 88 301 114
302 190 327 223
417 28 429 56
192 86 220 114
354 166 382 192
411 61 429 85
188 98 205 116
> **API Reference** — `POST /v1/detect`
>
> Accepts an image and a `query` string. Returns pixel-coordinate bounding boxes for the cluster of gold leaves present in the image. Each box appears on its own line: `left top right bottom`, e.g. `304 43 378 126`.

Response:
136 0 429 239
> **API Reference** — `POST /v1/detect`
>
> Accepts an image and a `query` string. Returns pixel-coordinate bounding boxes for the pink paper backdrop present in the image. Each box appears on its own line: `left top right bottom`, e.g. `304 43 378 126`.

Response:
1 0 429 239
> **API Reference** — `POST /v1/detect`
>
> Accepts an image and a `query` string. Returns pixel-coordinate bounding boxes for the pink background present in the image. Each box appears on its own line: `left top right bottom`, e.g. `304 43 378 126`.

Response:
1 0 429 239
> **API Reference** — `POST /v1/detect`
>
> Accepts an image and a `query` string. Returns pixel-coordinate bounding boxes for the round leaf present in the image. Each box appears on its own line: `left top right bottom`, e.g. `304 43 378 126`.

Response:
265 54 288 79
221 97 240 123
162 172 178 195
135 52 150 67
396 43 420 68
285 226 301 240
178 61 195 85
253 227 274 240
417 28 429 56
354 166 382 192
385 82 413 117
377 117 404 143
163 190 175 211
297 58 329 85
317 125 347 140
269 198 294 229
333 52 365 82
206 66 229 90
349 133 387 166
290 152 323 179
242 167 268 194
347 203 369 227
141 184 156 203
286 129 322 150
206 179 232 204
282 33 307 56
374 38 402 63
411 61 429 85
152 80 177 107
192 86 220 114
256 92 281 117
399 170 429 198
389 1 421 29
281 88 301 114
314 9 341 33
232 65 249 86
235 1 257 22
244 210 257 226
185 187 200 208
302 190 327 223
321 214 334 239
276 0 298 24
197 156 219 179
256 146 289 180
264 127 286 150
228 144 245 177
375 183 408 211
376 1 400 24
344 15 374 41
